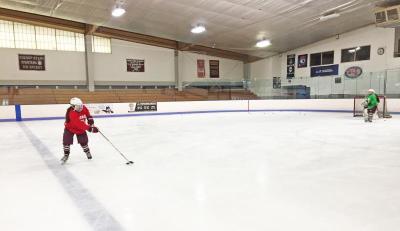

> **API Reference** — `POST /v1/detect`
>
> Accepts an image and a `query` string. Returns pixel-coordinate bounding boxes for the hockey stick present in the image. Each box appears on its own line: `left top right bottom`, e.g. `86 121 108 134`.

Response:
99 131 134 165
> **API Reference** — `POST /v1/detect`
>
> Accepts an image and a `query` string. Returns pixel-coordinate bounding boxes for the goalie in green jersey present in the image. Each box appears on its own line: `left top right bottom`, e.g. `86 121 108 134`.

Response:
363 89 379 122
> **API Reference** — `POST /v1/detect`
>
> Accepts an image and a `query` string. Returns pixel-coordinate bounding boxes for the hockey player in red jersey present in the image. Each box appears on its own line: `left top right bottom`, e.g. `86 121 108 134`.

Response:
61 97 99 164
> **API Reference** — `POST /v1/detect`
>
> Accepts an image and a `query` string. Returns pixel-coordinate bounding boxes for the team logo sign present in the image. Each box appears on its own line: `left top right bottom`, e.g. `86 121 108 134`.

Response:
297 54 308 68
345 66 363 78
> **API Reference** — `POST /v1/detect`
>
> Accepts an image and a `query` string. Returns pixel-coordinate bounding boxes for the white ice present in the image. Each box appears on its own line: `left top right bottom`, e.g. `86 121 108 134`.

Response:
1 112 400 231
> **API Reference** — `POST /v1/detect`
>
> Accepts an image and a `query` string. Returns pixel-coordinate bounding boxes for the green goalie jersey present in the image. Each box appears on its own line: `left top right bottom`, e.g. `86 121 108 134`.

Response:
366 93 379 109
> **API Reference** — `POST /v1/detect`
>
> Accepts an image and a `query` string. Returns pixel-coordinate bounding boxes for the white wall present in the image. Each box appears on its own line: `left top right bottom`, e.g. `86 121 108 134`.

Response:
180 52 244 83
249 55 282 97
0 38 245 87
0 48 86 84
93 39 175 84
250 25 400 97
281 25 399 77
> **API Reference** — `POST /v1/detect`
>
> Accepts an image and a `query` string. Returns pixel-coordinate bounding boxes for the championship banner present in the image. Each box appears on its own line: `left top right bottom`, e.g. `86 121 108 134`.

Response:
19 54 45 71
127 59 145 72
197 59 205 78
287 54 295 78
297 54 308 68
209 60 220 78
311 64 339 77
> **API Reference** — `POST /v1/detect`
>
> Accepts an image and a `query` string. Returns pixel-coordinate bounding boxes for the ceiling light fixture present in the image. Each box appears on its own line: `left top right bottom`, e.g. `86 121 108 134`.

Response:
319 13 340 21
256 39 271 48
349 47 361 53
112 6 126 17
191 25 206 34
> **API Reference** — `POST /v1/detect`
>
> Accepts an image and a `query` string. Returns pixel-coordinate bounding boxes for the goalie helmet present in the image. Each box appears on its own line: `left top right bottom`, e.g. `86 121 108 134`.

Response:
70 97 83 112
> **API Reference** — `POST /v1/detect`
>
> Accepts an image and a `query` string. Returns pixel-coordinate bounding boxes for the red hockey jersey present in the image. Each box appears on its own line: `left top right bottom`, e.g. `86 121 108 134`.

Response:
64 106 92 134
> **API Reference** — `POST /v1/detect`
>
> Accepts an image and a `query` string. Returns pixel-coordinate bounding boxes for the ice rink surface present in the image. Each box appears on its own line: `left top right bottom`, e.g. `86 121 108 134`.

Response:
1 111 400 231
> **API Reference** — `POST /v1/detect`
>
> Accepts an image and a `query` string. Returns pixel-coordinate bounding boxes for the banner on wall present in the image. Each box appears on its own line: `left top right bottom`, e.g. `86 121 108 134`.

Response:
297 54 308 68
18 54 45 71
209 60 220 78
273 77 281 89
127 59 145 72
197 59 205 78
311 64 339 77
287 54 295 79
128 102 157 113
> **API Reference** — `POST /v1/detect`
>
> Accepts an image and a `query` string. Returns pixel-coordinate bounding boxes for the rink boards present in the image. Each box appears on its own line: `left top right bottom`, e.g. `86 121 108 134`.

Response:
1 99 400 122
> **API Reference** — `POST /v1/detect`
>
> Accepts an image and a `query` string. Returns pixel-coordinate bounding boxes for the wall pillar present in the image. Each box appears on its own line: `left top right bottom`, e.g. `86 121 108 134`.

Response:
85 35 95 92
175 50 183 91
243 63 251 89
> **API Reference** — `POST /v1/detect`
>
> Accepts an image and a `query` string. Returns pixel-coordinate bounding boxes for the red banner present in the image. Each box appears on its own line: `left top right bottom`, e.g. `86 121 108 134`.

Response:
197 59 205 78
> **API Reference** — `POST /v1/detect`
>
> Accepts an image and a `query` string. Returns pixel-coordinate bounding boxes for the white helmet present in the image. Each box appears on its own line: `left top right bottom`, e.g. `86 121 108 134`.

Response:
368 89 375 93
70 97 83 111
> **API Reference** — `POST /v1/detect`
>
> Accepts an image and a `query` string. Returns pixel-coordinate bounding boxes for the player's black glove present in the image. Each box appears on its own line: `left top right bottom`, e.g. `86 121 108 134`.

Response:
89 126 99 133
87 116 94 125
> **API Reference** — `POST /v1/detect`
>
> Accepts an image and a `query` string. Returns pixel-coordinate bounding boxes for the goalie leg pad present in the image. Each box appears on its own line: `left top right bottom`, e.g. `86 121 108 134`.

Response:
367 106 377 122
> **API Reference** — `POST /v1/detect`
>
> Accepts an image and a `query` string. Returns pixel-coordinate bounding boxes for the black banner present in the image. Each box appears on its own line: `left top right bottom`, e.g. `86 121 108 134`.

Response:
136 102 157 111
127 59 145 72
287 54 295 78
209 60 220 78
19 54 45 71
128 102 157 112
297 54 308 68
273 77 281 89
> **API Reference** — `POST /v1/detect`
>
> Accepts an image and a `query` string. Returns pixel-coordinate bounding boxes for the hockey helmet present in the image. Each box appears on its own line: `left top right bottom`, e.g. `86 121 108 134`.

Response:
70 97 83 112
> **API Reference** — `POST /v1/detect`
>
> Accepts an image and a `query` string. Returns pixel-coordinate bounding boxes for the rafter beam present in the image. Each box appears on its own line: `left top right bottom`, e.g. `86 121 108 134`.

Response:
94 26 179 50
0 7 262 62
0 7 85 33
85 24 98 35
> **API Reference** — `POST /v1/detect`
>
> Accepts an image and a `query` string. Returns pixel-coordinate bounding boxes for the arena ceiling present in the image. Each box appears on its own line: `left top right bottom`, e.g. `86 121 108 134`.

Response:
0 0 395 58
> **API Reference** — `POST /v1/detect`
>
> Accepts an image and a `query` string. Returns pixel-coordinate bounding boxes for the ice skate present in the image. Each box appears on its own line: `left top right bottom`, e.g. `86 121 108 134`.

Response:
86 152 92 160
60 155 69 165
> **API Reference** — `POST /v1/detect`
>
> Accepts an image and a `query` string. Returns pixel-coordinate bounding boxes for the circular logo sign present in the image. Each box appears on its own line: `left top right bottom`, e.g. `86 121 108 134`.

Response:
345 66 363 78
377 47 385 55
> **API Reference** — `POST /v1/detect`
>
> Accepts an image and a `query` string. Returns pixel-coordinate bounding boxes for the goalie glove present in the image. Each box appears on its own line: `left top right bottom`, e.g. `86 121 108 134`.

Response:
361 100 368 109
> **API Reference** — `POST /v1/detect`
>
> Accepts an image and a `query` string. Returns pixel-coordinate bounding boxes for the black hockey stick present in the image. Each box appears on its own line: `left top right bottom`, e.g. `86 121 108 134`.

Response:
99 131 134 165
